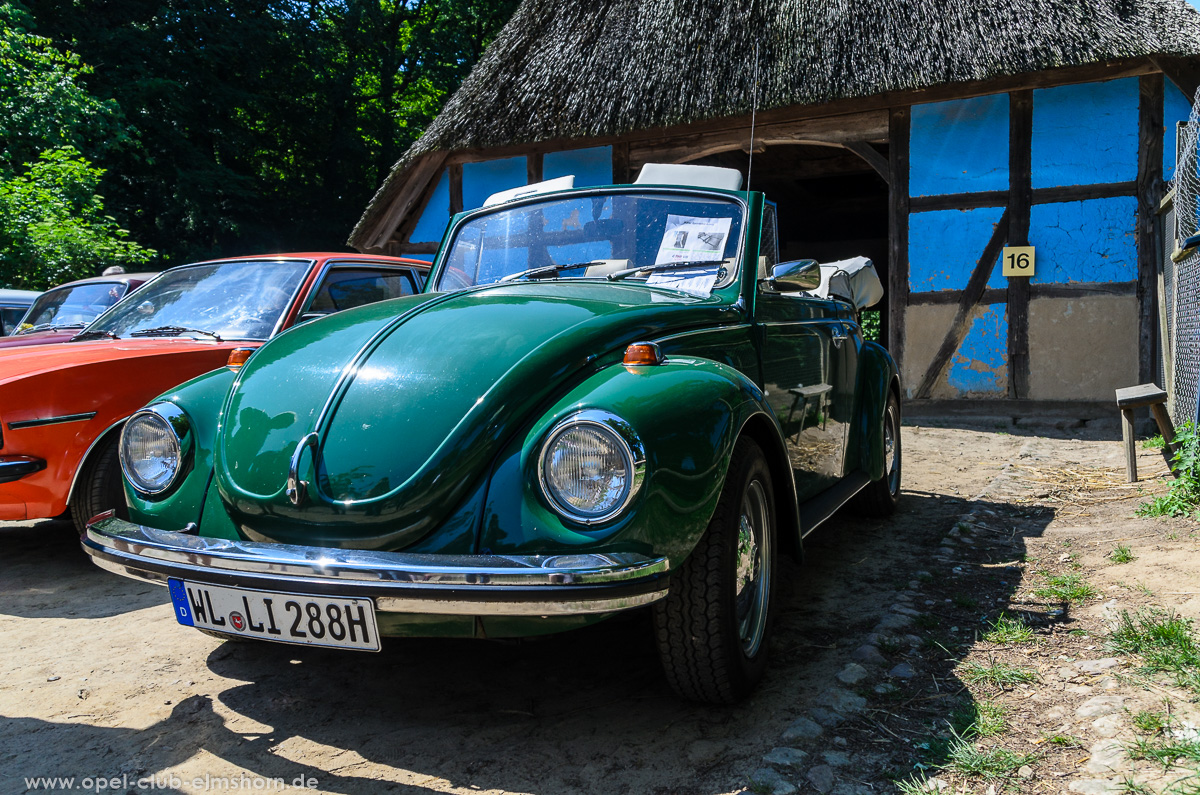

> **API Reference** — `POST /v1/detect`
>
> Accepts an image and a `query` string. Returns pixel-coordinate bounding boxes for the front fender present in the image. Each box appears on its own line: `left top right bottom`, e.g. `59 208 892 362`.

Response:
848 340 900 482
478 356 790 568
124 366 238 532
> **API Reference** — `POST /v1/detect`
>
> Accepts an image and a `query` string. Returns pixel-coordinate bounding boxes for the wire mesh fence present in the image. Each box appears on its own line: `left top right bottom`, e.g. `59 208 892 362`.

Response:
1162 90 1200 428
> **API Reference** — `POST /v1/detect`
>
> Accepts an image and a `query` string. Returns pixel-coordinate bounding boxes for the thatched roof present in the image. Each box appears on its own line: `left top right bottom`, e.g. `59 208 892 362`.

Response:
351 0 1200 249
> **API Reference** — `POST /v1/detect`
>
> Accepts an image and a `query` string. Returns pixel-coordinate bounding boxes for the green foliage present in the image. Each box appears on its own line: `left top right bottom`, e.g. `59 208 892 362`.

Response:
983 613 1035 645
0 147 153 288
1138 422 1200 518
950 700 1007 738
942 734 1034 778
1033 572 1097 604
0 2 126 172
860 309 881 343
20 0 520 264
1142 434 1166 450
1109 544 1137 564
1108 609 1200 693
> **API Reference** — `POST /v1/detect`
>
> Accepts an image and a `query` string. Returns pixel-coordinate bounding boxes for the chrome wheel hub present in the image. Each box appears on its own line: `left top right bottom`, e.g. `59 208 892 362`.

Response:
735 479 771 657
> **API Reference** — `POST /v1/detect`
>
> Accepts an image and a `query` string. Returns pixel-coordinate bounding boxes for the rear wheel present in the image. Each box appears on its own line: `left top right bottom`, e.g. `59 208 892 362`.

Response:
69 435 128 535
653 437 776 703
851 391 901 517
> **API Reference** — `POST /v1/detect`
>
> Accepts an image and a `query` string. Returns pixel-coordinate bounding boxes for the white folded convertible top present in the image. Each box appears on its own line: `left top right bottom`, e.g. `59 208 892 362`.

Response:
805 256 884 311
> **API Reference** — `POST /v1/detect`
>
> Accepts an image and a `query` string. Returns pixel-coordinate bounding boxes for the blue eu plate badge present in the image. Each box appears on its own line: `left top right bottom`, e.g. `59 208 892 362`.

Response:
168 578 194 626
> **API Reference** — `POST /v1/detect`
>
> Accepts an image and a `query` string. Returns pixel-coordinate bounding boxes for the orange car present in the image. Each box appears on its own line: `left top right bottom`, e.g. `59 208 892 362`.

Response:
0 253 429 531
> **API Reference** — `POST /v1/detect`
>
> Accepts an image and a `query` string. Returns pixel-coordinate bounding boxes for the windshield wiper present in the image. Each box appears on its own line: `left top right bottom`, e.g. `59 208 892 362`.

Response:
72 328 119 341
129 326 224 342
606 260 726 282
28 322 86 333
499 260 605 283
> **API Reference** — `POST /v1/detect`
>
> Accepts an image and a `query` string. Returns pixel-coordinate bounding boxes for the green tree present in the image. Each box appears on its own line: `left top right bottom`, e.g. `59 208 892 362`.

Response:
0 4 152 288
0 147 153 288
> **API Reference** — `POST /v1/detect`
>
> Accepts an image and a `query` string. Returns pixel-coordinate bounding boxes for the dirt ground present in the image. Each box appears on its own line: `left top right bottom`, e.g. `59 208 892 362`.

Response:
2 419 1199 794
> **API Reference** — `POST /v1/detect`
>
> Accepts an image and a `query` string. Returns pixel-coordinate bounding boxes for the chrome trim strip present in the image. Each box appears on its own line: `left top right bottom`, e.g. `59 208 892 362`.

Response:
0 455 46 484
7 412 97 430
82 517 669 617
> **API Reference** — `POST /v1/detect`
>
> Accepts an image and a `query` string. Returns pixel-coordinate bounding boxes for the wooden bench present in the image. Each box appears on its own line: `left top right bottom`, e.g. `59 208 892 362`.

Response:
1115 383 1176 482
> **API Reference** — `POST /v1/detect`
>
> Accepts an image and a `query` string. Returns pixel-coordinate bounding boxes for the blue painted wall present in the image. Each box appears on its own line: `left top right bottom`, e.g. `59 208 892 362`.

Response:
1031 78 1138 188
947 306 1008 394
908 206 1005 292
1165 80 1194 182
544 146 613 186
462 156 527 211
1028 196 1138 284
910 94 1009 197
410 171 452 243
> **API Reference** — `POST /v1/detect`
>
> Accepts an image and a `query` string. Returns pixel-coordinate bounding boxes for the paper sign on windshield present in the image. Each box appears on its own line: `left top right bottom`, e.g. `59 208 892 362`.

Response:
655 216 732 265
647 268 719 298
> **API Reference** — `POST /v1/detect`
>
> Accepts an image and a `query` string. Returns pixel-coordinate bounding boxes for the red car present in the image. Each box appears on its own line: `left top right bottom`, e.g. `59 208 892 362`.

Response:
0 273 155 350
0 253 429 531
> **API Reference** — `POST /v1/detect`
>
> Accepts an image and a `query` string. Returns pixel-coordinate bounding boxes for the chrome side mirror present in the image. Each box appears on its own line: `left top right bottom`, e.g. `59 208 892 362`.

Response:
768 259 821 293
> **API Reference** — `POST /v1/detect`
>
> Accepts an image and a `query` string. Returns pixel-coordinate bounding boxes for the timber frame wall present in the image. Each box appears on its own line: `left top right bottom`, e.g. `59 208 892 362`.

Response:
369 56 1194 413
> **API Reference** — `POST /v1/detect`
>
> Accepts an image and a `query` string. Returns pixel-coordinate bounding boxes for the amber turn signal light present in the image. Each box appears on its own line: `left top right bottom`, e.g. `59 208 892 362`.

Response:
226 347 255 371
623 341 664 366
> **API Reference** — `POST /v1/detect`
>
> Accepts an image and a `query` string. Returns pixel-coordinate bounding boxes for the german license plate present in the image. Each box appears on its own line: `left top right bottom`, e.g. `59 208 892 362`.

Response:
168 579 380 651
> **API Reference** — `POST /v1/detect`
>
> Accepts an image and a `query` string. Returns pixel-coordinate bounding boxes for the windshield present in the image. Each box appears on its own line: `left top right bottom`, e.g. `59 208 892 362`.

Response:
86 260 309 340
16 282 130 333
435 191 744 292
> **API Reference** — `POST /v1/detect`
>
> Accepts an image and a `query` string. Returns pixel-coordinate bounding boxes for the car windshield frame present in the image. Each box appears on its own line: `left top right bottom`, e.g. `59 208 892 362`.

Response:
15 281 131 334
431 187 749 296
80 258 314 342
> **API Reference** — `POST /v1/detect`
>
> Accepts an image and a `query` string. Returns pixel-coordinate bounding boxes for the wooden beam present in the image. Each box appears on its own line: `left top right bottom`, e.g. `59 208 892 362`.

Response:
627 110 889 167
612 142 631 184
448 162 464 216
1151 55 1200 100
1137 74 1164 386
913 209 1011 399
887 108 910 367
527 151 543 185
909 181 1137 213
1007 90 1033 400
844 142 890 183
910 281 1138 305
361 151 446 252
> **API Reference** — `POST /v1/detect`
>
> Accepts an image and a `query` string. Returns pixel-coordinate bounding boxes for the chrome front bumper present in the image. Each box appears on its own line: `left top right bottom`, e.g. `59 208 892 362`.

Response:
0 455 45 484
82 517 670 616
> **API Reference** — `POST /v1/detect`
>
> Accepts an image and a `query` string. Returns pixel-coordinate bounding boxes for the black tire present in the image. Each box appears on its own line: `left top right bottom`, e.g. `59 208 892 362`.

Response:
653 437 777 704
69 434 129 535
851 391 902 517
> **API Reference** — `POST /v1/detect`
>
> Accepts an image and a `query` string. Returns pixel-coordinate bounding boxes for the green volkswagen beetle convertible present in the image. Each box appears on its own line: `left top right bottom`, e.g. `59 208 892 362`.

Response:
83 164 901 703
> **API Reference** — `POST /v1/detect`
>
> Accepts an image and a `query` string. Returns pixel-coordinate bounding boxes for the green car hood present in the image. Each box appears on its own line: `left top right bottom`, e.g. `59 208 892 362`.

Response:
214 281 740 548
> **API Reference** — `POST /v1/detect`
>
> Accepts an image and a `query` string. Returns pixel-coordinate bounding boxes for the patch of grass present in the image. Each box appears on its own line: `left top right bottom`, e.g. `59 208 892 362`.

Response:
1138 422 1200 518
959 659 1039 688
1109 544 1137 564
1116 778 1156 795
1128 734 1200 768
894 776 932 795
1068 629 1091 637
1109 610 1200 693
953 594 979 609
1043 733 1085 747
914 614 940 630
942 731 1035 778
1034 572 1098 604
983 613 1035 645
1143 434 1166 450
1131 709 1168 735
958 701 1008 738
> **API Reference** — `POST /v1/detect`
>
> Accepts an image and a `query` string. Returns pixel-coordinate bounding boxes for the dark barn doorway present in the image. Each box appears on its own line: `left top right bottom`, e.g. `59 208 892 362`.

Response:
691 144 891 343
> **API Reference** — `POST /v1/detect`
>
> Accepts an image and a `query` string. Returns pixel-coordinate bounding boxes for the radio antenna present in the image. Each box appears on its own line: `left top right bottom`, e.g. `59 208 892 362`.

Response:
746 42 761 192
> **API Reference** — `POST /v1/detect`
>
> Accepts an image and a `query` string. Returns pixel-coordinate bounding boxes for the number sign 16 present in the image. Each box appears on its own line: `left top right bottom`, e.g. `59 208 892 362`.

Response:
1002 246 1035 278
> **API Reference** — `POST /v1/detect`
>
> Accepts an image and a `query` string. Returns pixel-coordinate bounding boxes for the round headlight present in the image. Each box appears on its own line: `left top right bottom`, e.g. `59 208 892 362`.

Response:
120 410 183 495
539 412 644 524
